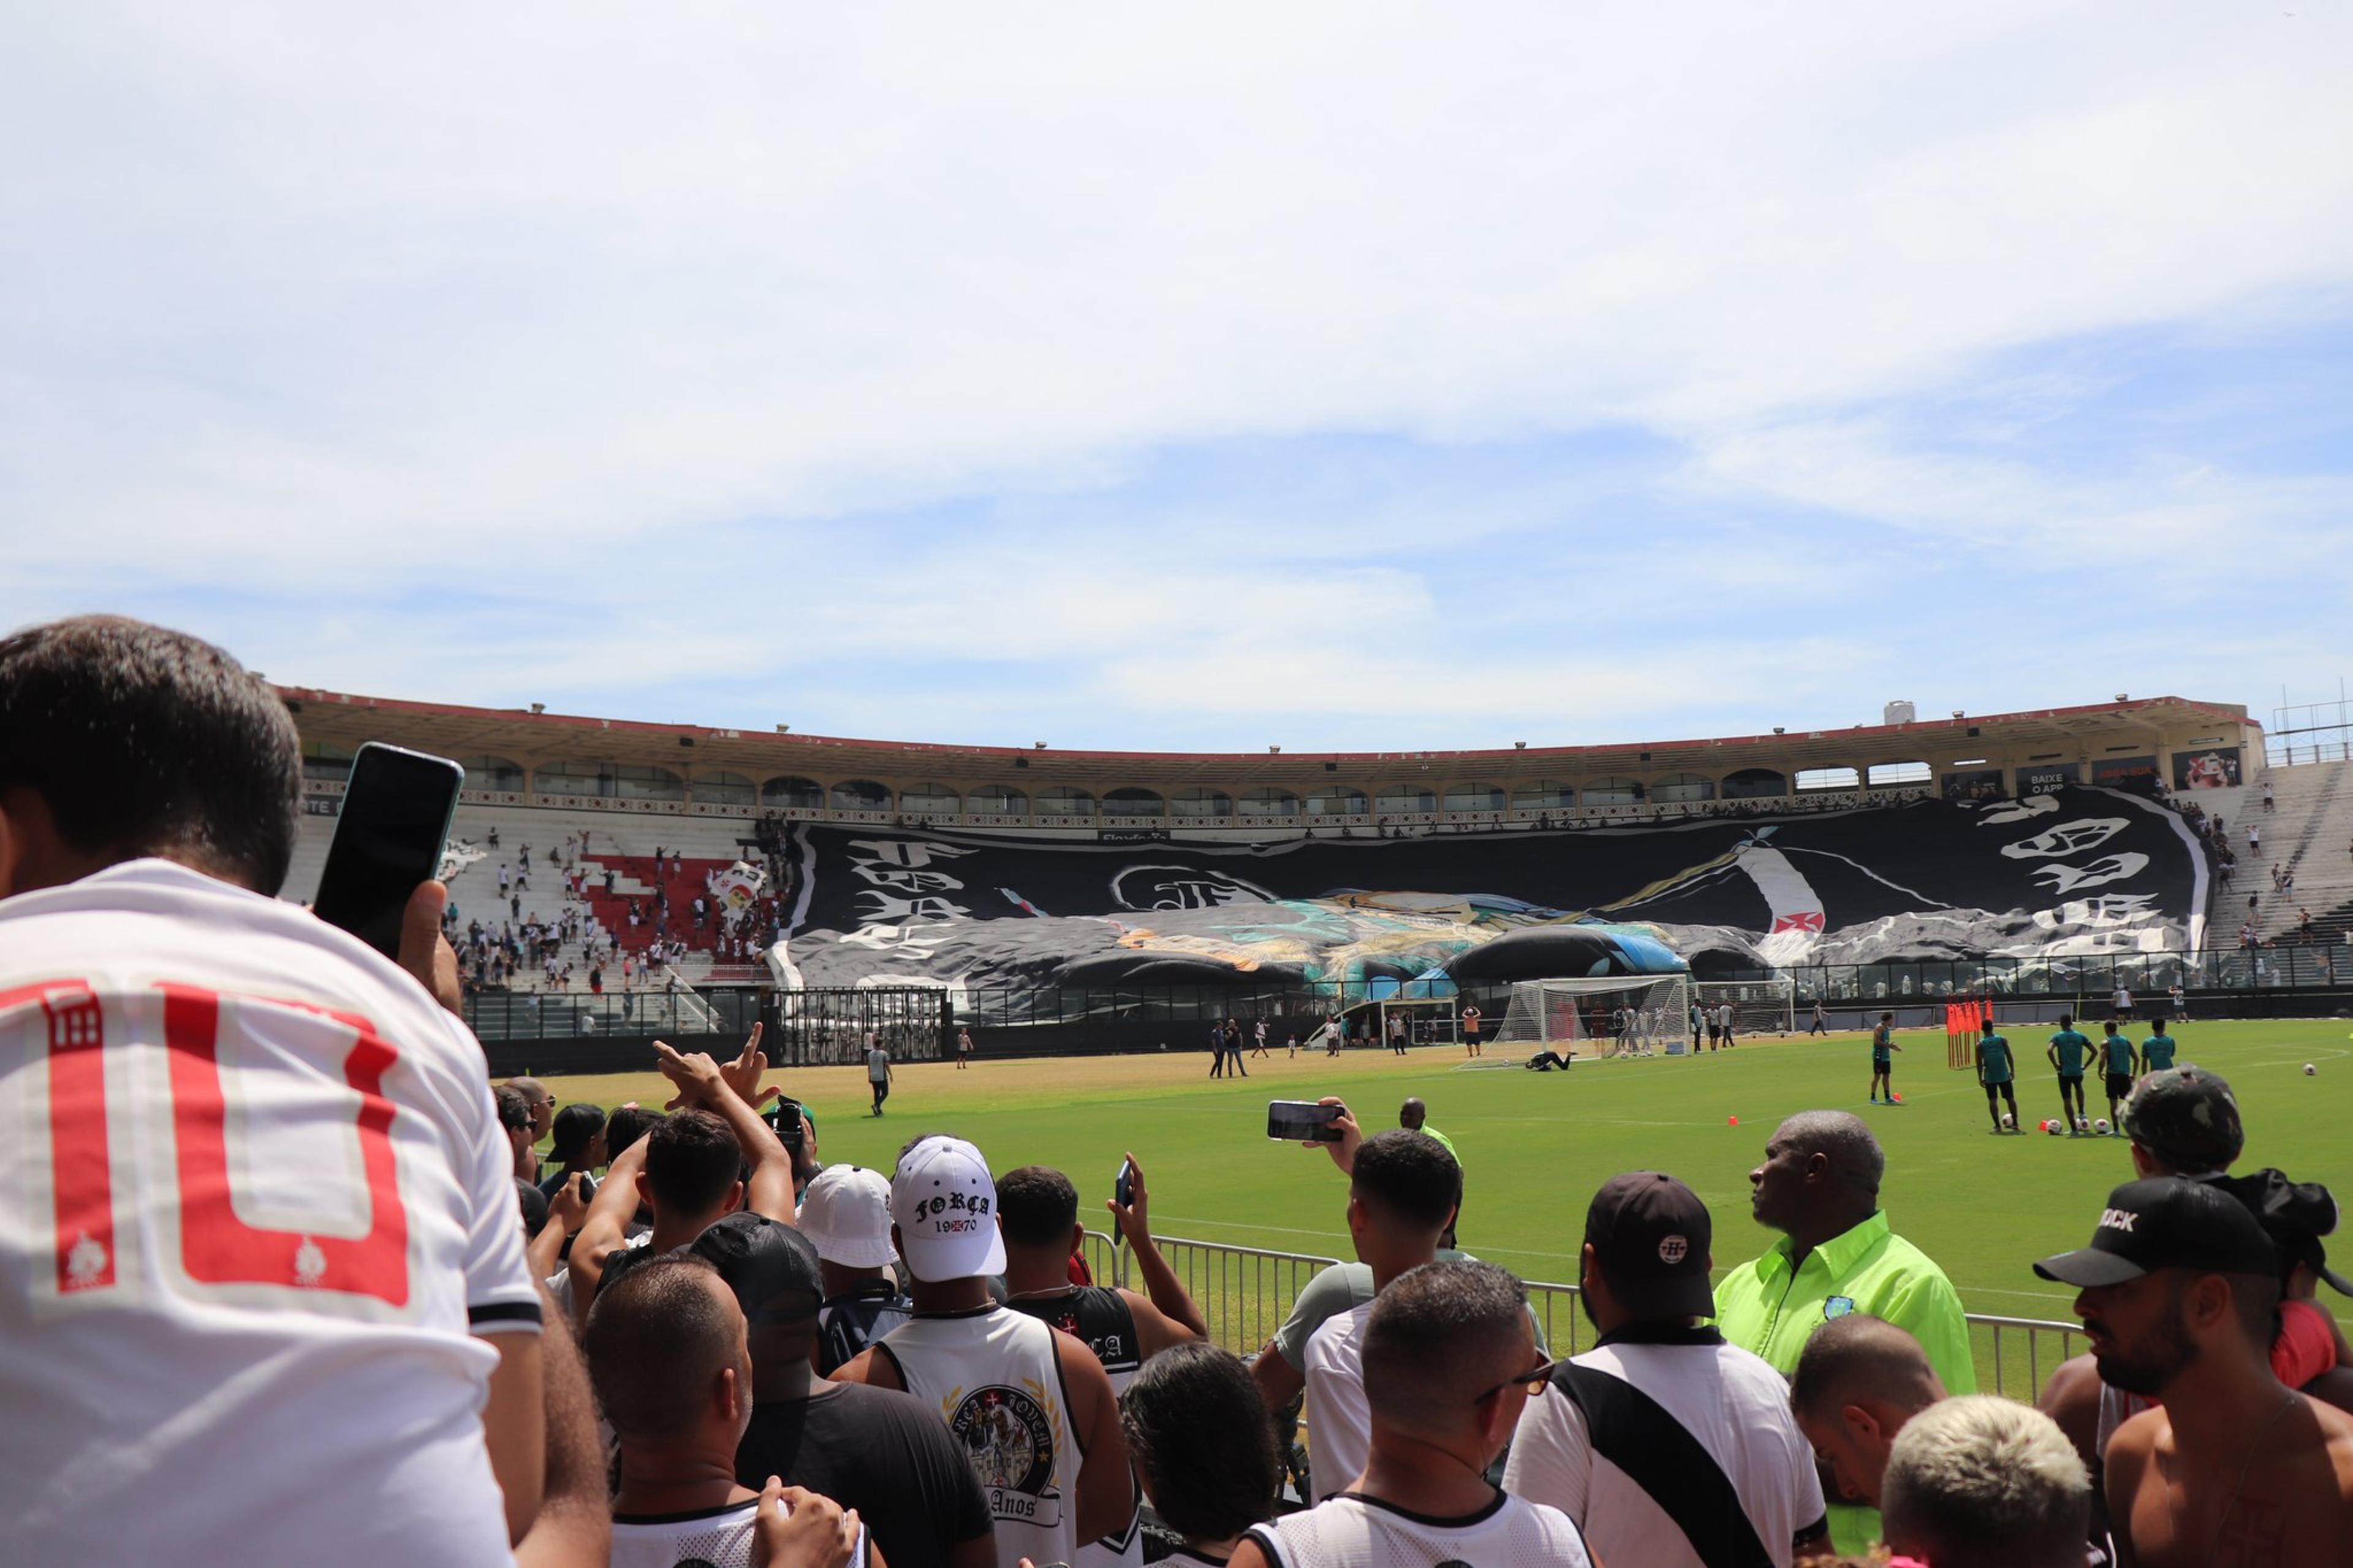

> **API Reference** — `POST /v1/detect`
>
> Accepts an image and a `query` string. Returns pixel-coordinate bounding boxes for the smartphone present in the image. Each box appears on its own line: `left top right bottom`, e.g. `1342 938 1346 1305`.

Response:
767 1097 806 1152
1267 1100 1344 1143
1111 1159 1134 1248
312 743 464 960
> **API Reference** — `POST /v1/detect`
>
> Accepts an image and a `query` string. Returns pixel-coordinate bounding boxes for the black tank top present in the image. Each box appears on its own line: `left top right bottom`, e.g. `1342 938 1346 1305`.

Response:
1004 1285 1142 1389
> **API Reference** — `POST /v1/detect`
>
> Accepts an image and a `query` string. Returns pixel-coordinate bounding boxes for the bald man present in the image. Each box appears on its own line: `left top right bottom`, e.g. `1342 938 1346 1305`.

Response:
1789 1314 1948 1510
506 1077 556 1145
585 1254 867 1567
1715 1111 1974 1555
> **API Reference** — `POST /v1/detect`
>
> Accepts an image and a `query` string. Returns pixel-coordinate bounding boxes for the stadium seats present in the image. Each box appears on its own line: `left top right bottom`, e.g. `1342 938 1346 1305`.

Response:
286 804 779 990
2248 759 2353 949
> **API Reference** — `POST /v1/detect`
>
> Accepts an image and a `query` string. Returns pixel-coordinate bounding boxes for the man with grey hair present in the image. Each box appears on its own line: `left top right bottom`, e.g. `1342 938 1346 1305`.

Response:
1877 1396 2090 1568
1714 1112 1973 1556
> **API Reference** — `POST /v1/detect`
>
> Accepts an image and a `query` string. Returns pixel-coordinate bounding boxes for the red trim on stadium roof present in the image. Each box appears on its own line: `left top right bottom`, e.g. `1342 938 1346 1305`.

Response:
274 685 2254 768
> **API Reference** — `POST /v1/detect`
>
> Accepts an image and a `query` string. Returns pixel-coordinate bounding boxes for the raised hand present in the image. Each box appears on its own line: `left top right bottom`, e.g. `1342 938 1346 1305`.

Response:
1303 1096 1362 1175
548 1172 592 1235
1105 1151 1148 1241
752 1477 860 1568
720 1022 779 1108
653 1040 727 1110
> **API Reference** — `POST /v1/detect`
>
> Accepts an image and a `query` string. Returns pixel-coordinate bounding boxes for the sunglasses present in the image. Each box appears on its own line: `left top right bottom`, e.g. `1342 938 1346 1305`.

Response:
1474 1356 1555 1403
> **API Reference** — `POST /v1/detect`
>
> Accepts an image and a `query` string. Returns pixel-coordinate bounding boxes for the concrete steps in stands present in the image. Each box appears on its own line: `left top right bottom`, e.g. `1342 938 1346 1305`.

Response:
2254 760 2353 946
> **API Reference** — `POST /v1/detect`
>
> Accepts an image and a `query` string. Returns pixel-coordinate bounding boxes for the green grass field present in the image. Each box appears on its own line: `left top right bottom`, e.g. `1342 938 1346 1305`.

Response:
525 1019 2351 1391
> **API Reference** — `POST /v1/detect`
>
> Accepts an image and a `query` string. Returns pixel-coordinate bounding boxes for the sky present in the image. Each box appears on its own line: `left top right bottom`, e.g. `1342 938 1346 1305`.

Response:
3 4 2349 752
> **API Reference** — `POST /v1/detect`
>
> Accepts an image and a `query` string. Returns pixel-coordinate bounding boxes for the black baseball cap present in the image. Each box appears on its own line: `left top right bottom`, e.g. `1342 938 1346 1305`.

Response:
2213 1168 2352 1297
2033 1178 2277 1288
2120 1066 2244 1171
1585 1172 1715 1319
684 1211 824 1320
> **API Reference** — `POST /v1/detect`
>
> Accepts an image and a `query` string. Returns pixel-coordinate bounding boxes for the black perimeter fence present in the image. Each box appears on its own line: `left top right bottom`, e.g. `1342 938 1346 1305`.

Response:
466 944 2353 1077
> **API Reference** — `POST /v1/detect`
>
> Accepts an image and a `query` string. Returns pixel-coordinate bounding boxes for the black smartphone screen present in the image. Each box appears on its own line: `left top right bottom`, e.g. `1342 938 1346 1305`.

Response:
1266 1100 1343 1142
312 743 464 960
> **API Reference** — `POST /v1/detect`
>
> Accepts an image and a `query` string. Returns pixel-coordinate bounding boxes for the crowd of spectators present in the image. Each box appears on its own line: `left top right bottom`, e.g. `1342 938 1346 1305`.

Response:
10 614 2353 1568
441 828 793 999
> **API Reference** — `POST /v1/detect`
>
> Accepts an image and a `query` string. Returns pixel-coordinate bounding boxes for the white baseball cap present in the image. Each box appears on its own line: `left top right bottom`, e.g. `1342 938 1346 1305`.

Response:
797 1164 898 1270
890 1135 1006 1282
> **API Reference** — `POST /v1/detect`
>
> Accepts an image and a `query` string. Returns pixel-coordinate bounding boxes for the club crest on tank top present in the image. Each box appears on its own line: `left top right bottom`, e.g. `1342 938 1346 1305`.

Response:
949 1381 1060 1513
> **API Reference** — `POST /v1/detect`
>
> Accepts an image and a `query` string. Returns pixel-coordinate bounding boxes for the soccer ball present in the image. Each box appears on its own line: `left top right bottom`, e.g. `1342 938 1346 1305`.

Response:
2305 1063 2318 1076
2075 1116 2091 1133
2094 1118 2112 1136
2045 1120 2061 1136
2001 1113 2015 1130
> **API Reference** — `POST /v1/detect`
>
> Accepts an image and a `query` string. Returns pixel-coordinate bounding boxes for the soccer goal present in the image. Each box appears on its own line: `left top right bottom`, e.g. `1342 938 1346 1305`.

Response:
1493 974 1693 1059
1692 977 1797 1037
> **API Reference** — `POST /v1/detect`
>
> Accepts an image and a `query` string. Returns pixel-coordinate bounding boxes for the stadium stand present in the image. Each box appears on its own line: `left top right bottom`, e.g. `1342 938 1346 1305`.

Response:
289 804 784 996
2251 759 2353 948
273 687 2353 1062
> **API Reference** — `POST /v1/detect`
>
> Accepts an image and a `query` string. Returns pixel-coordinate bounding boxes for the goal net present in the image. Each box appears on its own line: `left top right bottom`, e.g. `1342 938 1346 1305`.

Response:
1692 977 1797 1036
1494 974 1692 1058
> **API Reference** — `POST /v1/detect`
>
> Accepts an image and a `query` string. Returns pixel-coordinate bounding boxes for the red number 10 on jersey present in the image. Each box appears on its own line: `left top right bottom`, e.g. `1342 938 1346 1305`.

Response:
8 979 411 1310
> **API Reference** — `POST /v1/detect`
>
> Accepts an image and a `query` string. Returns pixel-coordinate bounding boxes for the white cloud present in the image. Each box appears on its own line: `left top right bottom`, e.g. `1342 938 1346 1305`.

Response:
1 4 2349 742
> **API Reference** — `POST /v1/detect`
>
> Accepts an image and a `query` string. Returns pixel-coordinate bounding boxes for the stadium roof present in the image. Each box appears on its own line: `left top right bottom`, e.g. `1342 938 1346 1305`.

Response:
278 687 2256 788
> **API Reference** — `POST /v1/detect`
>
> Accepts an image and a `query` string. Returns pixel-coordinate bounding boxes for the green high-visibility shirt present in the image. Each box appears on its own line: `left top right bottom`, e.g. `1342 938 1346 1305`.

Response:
1713 1210 1976 1555
2050 1029 2090 1075
2142 1034 2177 1070
1417 1124 1461 1171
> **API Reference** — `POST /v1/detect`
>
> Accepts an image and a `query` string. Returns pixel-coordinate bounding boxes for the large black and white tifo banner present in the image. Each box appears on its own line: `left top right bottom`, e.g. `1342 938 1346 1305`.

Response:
772 787 2203 993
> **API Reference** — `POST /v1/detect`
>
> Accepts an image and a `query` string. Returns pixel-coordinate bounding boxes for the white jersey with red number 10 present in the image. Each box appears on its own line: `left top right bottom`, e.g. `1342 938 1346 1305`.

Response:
0 859 539 1567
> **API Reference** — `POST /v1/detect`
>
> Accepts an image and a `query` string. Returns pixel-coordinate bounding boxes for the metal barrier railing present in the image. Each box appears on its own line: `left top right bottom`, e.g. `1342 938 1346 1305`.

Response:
1088 1232 2083 1399
1150 1238 1347 1358
1079 1229 1120 1289
1523 1278 1590 1360
1969 1312 2087 1401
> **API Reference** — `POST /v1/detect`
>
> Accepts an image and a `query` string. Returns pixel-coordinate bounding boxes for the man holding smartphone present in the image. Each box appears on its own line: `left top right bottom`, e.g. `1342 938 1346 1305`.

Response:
0 616 555 1567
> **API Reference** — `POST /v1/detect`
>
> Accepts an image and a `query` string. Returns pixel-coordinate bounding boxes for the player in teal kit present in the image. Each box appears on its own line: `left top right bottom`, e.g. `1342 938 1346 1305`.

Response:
1868 1012 1901 1104
2046 1013 2091 1132
2140 1018 2178 1072
1974 1017 2018 1132
2099 1020 2139 1128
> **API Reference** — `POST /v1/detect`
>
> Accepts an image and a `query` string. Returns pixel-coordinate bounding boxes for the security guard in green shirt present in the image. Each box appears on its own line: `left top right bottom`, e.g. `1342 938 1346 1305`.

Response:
1714 1110 1975 1557
2046 1014 2092 1132
1974 1018 2018 1132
